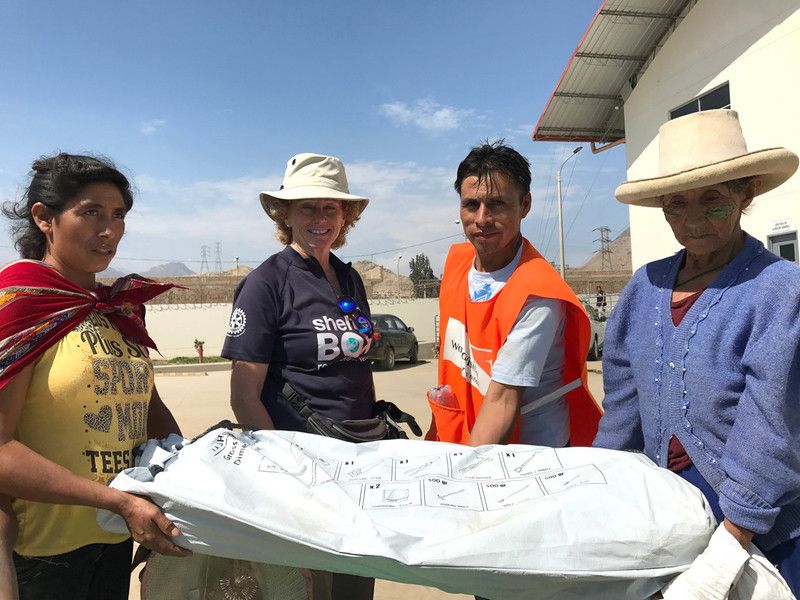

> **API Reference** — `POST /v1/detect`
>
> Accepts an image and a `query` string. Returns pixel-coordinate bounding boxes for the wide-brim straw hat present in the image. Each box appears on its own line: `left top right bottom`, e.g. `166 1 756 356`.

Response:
615 109 798 207
260 153 368 220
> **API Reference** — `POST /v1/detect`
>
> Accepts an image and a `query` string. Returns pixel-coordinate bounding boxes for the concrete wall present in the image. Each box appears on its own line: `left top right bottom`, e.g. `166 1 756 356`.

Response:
623 0 800 269
145 299 440 359
366 298 439 342
145 304 232 359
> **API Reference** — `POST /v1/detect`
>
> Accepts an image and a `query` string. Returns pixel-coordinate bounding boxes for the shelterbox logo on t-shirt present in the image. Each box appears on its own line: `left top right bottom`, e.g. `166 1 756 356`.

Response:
312 314 372 364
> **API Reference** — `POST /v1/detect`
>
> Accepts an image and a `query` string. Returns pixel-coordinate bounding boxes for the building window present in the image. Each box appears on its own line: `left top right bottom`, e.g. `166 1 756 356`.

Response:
670 83 731 119
768 232 798 263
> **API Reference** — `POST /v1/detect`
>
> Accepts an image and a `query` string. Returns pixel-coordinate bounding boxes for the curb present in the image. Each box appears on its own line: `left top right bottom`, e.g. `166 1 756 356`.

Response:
154 362 232 376
418 341 436 360
153 347 597 374
154 342 438 375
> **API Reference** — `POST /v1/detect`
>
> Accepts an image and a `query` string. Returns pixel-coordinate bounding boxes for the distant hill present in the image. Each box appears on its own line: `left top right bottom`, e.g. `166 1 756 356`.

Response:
104 260 417 305
142 262 196 277
578 228 631 272
97 266 125 279
563 227 632 295
352 260 414 298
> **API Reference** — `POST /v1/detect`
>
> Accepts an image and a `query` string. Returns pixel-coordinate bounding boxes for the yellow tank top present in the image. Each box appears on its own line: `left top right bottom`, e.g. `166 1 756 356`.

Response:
13 311 153 556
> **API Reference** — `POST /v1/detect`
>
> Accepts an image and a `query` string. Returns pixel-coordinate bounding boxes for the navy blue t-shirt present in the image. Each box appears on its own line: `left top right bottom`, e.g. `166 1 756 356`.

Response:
221 246 375 431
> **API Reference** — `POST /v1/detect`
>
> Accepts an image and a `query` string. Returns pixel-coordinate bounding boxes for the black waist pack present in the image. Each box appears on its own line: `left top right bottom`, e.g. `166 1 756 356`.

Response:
281 383 422 443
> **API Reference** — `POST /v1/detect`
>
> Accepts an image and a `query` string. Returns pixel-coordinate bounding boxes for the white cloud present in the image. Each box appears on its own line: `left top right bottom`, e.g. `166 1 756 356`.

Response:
505 123 536 140
110 161 464 275
380 99 474 132
127 174 281 242
321 160 462 274
104 153 622 276
139 119 166 136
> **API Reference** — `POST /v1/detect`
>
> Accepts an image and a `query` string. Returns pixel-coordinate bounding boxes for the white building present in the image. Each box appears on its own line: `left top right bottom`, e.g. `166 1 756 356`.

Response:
534 0 800 270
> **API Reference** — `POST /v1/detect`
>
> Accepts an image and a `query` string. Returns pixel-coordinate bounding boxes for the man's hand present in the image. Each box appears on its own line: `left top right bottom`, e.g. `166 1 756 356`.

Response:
424 417 438 441
118 493 191 557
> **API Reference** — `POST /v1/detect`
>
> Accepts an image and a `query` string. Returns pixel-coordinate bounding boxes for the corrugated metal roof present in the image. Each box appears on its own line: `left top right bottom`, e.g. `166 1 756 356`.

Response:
533 0 695 143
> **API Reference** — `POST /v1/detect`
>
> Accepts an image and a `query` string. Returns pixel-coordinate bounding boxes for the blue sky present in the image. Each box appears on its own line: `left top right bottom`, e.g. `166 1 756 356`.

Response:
0 1 630 276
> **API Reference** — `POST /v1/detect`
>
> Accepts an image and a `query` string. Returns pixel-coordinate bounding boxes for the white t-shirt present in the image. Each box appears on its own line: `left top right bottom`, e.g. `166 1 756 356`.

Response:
468 244 569 447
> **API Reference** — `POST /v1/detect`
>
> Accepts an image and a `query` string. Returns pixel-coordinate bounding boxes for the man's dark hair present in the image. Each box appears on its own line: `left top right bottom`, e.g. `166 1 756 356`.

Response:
454 140 531 197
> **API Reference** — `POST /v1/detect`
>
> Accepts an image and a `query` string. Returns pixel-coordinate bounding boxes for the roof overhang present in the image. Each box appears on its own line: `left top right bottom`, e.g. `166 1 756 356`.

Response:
533 0 695 144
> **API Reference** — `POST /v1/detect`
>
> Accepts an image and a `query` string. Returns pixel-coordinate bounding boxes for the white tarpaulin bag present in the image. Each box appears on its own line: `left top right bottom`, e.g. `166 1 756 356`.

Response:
660 523 795 600
98 426 716 600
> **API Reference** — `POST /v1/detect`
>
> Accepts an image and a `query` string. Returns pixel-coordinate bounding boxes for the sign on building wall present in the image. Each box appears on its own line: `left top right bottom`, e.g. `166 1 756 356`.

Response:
771 219 793 233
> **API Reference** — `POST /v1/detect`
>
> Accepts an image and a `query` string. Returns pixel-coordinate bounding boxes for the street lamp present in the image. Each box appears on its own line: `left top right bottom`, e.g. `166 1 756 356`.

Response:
454 219 467 241
395 254 403 294
557 146 583 278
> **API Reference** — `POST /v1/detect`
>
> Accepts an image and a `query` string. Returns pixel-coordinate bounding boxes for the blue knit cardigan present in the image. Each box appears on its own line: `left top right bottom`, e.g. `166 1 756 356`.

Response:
594 233 800 550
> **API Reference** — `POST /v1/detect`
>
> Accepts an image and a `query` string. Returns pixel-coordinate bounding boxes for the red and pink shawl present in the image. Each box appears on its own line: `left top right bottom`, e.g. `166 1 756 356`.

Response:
0 260 176 390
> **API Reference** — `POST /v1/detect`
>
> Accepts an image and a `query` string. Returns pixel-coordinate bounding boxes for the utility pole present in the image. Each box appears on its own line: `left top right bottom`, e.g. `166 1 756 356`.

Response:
557 146 582 278
214 242 222 272
200 245 210 274
593 226 613 271
395 255 403 295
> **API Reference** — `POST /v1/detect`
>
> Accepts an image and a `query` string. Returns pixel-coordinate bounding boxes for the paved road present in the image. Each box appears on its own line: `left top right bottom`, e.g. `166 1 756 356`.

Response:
131 360 604 599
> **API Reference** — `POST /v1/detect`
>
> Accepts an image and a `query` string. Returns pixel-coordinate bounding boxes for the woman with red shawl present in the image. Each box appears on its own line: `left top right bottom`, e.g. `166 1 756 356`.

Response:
0 153 190 600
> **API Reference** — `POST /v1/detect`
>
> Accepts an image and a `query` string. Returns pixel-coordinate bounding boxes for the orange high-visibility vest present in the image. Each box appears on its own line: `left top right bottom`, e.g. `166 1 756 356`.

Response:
429 239 601 446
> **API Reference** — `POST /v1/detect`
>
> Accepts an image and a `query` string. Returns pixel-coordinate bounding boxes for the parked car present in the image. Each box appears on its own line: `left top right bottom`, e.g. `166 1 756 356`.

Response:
368 313 419 370
582 302 607 361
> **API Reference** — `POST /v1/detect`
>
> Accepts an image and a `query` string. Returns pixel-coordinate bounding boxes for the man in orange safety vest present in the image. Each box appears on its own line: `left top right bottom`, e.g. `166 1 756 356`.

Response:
425 141 601 448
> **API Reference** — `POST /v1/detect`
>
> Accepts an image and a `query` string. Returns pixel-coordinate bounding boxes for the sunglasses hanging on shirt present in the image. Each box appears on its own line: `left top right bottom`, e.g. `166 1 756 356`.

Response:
337 295 373 337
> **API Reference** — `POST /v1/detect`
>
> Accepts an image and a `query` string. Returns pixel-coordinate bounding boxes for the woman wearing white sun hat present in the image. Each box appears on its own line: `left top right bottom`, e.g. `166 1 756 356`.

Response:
221 153 376 600
593 109 800 593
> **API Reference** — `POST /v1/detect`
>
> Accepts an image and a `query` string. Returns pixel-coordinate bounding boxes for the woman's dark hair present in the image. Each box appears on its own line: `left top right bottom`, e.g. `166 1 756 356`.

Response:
3 153 134 260
454 139 532 197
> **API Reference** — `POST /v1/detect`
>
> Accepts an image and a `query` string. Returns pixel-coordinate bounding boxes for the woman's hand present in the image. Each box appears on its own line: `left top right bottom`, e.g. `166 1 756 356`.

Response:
723 517 754 549
117 493 191 557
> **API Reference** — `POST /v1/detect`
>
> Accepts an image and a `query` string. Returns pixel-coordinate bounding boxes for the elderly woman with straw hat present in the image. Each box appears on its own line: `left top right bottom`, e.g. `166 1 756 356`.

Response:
221 153 376 600
594 110 800 594
594 109 800 592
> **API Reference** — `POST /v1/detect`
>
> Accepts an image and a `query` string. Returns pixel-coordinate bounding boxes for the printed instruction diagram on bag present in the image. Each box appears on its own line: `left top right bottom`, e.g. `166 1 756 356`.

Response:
210 432 608 513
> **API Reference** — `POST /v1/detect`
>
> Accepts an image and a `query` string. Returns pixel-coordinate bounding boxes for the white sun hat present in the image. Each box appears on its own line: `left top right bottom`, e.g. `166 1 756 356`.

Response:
615 109 798 207
259 153 368 220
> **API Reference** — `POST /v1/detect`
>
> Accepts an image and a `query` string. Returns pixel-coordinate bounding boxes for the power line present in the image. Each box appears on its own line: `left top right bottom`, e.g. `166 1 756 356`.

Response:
541 152 579 261
534 149 563 252
565 149 611 239
562 99 620 241
115 255 264 266
342 233 464 259
106 232 466 265
534 150 558 246
110 255 228 264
